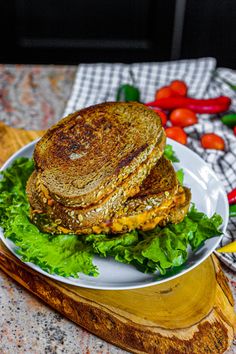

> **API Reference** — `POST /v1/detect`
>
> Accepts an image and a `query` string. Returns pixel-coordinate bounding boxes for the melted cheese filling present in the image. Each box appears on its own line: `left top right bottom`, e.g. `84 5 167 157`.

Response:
91 198 174 234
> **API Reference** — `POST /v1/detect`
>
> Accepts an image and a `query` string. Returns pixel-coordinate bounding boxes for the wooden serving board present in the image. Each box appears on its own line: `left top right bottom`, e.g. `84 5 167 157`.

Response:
0 121 235 354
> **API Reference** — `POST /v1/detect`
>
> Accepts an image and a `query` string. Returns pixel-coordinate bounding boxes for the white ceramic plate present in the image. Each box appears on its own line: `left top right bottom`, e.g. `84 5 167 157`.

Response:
0 138 229 290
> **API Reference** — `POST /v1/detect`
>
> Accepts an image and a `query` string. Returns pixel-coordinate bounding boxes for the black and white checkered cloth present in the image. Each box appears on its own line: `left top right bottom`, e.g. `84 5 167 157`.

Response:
64 58 236 272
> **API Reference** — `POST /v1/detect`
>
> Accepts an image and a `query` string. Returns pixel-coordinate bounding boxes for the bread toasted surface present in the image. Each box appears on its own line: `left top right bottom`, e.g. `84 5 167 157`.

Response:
116 156 178 214
27 102 191 237
34 102 164 208
27 157 190 235
28 132 166 228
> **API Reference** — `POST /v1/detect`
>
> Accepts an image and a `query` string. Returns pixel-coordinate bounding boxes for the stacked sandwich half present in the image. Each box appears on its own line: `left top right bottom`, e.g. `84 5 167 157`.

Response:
27 102 191 235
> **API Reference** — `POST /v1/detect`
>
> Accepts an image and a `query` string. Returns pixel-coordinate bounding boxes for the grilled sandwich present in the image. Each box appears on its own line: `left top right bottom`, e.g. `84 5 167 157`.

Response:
27 102 191 236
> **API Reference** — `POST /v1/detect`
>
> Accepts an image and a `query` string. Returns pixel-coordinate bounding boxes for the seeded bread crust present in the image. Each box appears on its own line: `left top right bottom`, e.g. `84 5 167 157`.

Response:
27 157 187 235
159 187 191 226
93 185 191 234
114 156 178 217
28 185 190 235
34 102 164 208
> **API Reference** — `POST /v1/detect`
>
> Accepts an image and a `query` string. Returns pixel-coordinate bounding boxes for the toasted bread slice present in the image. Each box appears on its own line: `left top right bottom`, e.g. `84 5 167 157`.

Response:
27 157 190 235
28 132 166 229
34 102 164 208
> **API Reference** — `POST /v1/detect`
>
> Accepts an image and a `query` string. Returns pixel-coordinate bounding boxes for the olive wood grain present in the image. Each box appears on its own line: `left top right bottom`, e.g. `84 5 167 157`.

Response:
0 121 235 354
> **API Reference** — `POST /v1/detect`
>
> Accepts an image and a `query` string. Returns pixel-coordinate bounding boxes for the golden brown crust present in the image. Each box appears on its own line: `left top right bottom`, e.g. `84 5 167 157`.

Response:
34 102 164 208
27 135 166 231
27 158 191 235
117 156 178 214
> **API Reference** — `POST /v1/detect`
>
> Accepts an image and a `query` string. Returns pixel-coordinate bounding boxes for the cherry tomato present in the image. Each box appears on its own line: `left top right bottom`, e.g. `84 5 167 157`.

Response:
170 80 188 96
165 126 187 145
170 108 198 127
152 108 168 126
201 133 225 150
234 126 236 136
155 86 175 100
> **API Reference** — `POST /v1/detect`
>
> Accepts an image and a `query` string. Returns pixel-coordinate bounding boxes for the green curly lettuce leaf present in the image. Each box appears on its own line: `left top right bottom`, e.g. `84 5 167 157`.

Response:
176 168 184 185
0 158 98 277
164 144 180 163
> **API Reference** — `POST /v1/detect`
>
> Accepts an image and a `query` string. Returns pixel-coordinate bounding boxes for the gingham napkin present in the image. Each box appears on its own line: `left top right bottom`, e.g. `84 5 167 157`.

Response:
64 58 236 272
64 58 216 115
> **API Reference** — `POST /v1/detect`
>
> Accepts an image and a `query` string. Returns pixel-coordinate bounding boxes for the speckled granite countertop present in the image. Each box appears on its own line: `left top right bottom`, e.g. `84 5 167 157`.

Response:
0 64 235 354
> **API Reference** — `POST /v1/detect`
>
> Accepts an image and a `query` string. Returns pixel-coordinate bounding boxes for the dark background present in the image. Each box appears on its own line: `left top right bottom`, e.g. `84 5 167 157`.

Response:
1 0 236 68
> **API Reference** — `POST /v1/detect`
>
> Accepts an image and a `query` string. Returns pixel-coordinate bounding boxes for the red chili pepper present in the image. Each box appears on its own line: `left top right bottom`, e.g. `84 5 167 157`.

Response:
145 96 231 114
234 126 236 136
228 188 236 205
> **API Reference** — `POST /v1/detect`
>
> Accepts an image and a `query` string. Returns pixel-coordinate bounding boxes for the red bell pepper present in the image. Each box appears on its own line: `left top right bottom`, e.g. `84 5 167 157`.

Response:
145 96 231 114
